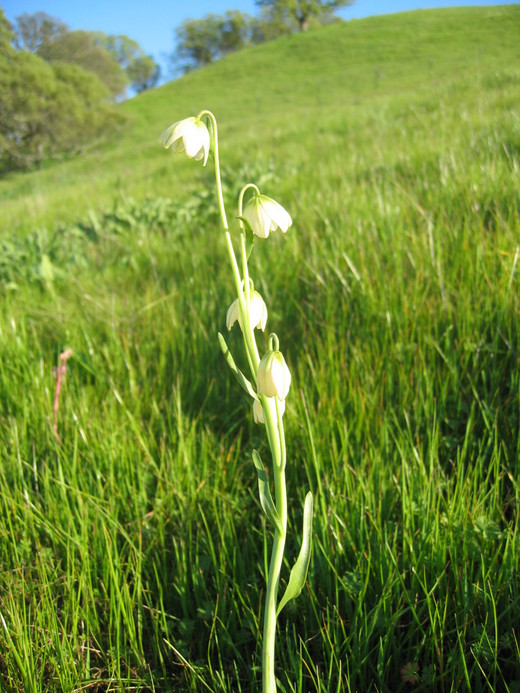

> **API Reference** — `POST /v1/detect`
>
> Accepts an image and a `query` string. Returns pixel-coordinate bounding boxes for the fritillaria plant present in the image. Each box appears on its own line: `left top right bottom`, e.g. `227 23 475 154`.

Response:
160 110 313 693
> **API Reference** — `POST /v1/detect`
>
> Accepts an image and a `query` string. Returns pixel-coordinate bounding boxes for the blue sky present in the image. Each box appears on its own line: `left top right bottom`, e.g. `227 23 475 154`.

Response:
2 0 518 78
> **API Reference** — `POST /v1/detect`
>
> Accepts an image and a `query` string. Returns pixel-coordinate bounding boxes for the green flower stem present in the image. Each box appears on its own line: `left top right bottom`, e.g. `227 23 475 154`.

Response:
238 183 260 307
262 408 287 693
205 110 287 693
199 111 228 229
201 111 258 378
275 397 286 470
241 232 251 305
260 396 282 482
238 183 260 217
199 112 241 304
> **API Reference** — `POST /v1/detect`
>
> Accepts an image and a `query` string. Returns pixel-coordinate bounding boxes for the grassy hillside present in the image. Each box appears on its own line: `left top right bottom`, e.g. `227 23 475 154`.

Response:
1 5 519 233
0 6 519 691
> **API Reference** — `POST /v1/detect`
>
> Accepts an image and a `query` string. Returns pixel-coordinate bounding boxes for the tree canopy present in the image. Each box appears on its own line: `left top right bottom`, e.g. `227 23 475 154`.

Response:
37 29 128 98
255 0 353 31
12 13 160 98
126 54 161 93
0 10 164 174
174 11 254 73
0 7 15 51
94 32 161 93
14 11 67 52
0 48 121 173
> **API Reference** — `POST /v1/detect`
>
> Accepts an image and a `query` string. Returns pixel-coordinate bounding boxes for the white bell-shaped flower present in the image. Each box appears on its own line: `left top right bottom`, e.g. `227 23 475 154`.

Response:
159 116 210 166
226 291 268 332
243 193 292 239
257 349 291 401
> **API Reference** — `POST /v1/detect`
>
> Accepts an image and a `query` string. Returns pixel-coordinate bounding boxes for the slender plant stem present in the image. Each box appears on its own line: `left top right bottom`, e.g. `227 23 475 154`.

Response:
202 111 258 378
262 426 287 692
205 108 287 692
238 183 260 309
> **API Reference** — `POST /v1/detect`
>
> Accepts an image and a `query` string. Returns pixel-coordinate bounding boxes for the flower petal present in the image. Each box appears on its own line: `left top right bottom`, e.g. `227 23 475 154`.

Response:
159 122 177 148
249 291 268 331
253 399 264 424
260 196 292 233
159 116 210 166
226 299 240 331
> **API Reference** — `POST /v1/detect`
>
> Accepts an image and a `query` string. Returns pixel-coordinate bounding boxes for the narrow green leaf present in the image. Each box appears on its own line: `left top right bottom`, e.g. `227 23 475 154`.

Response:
252 450 283 534
276 492 313 615
218 332 257 400
245 228 255 261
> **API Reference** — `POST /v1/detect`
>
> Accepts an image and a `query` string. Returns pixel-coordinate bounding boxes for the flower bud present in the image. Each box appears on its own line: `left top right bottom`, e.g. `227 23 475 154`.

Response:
243 193 292 239
257 349 291 401
159 116 210 166
226 291 268 332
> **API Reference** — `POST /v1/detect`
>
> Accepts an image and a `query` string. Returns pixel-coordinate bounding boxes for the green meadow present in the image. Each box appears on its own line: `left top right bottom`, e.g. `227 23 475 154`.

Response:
1 5 519 690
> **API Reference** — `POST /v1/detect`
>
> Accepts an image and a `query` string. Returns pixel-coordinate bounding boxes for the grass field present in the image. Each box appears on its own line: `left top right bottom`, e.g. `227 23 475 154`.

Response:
1 5 519 691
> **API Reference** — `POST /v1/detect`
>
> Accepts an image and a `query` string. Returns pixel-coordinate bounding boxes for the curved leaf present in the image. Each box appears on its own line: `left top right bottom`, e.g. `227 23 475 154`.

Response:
276 492 313 615
218 332 257 400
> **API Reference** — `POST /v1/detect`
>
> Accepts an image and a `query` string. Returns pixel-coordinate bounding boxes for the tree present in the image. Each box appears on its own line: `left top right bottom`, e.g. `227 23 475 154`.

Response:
0 47 122 172
255 0 353 32
220 11 253 55
174 15 223 72
250 5 296 43
126 55 161 93
14 14 161 97
173 11 253 73
94 32 142 70
37 30 128 99
0 11 135 173
94 33 160 93
0 8 15 53
14 11 67 52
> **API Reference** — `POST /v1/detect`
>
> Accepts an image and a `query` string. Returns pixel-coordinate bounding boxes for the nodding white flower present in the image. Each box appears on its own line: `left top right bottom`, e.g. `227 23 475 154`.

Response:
226 291 268 332
243 193 292 239
253 397 285 424
257 349 291 401
159 116 210 166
